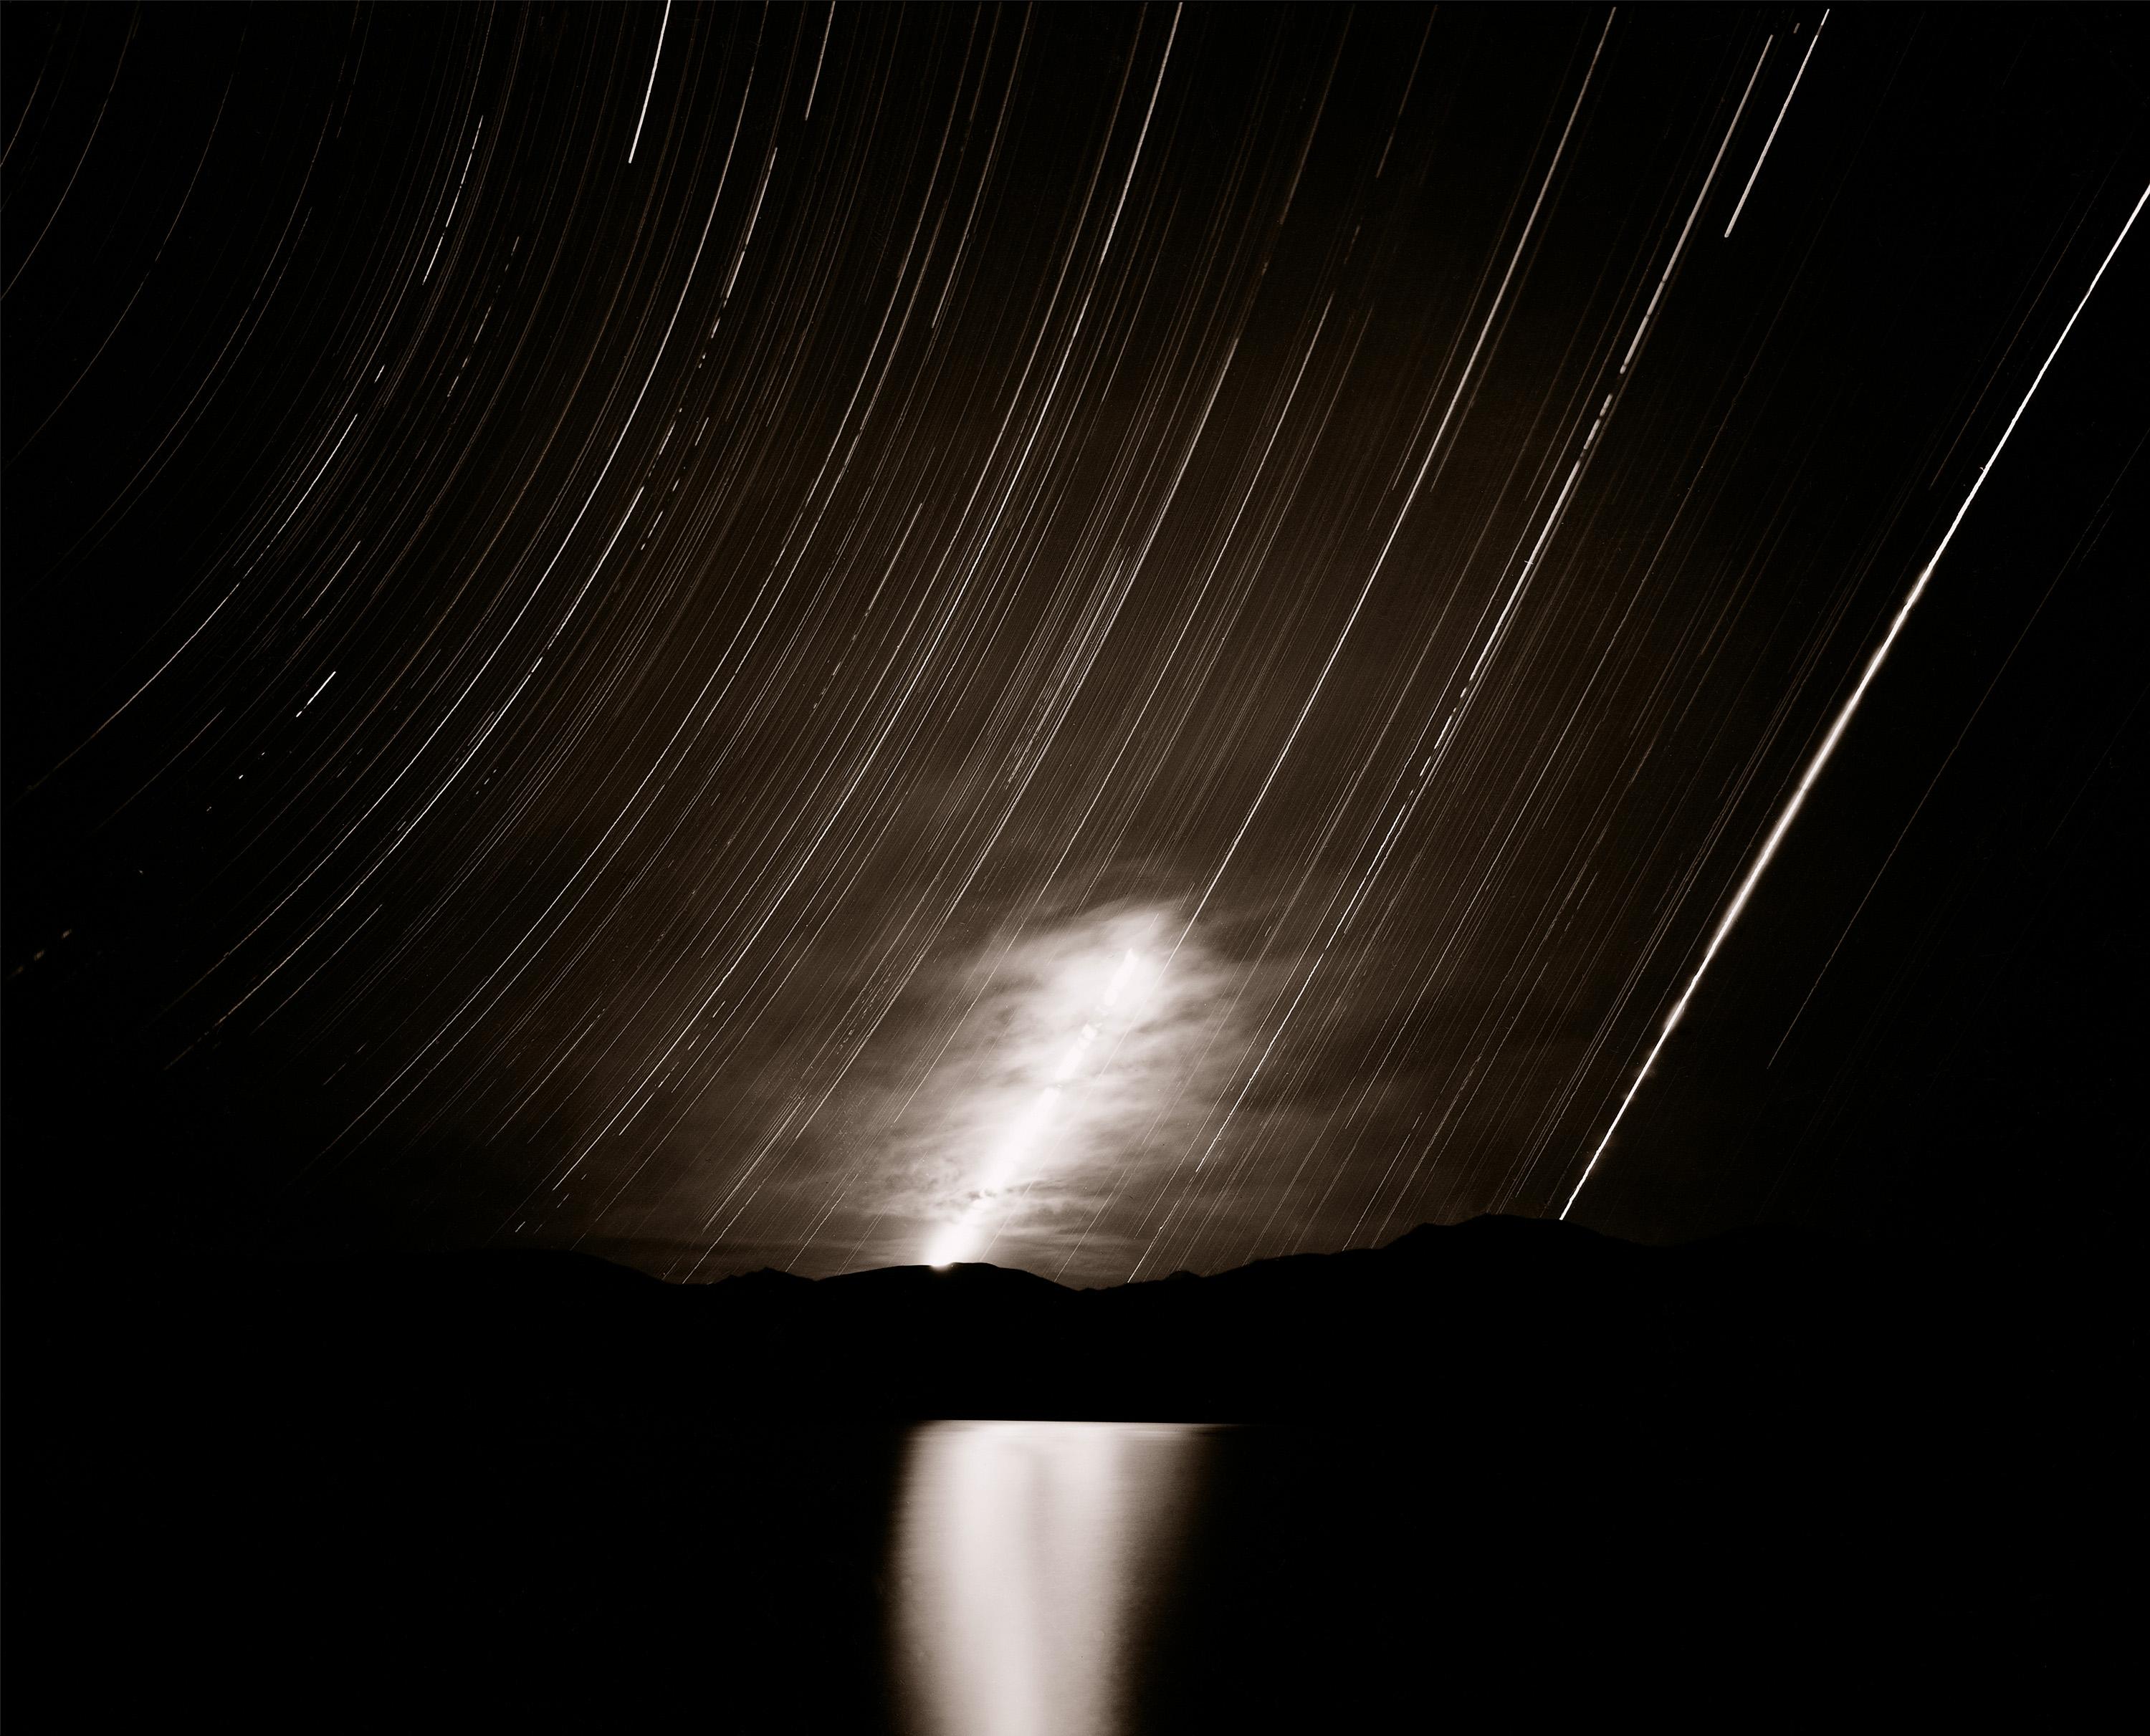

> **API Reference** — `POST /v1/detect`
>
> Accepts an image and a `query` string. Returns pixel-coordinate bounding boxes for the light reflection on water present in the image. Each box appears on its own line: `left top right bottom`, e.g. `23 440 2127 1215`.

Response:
891 1421 1213 1736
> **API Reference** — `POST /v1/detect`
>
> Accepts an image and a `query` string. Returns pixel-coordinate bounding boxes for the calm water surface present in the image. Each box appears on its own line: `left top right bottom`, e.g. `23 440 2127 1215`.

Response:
77 1406 1983 1731
870 1416 1901 1733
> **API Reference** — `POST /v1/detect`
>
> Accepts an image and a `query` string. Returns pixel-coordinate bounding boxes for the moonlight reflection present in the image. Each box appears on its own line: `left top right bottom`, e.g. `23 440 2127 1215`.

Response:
892 1421 1210 1736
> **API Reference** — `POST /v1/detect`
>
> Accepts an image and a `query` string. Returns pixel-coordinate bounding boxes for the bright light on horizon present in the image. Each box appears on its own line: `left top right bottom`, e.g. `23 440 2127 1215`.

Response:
921 944 1155 1267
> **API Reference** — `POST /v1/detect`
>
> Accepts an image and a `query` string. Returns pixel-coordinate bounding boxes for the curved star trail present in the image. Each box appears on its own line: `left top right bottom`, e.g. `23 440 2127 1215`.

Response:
7 5 2146 1277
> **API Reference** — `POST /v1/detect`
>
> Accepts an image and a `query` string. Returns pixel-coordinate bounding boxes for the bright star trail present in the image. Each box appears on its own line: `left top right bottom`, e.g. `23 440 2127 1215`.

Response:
1562 176 2150 1222
7 4 2145 1275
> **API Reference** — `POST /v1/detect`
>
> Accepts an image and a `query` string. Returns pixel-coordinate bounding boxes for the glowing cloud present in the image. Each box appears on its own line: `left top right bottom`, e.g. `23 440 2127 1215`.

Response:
892 901 1248 1273
926 941 1160 1267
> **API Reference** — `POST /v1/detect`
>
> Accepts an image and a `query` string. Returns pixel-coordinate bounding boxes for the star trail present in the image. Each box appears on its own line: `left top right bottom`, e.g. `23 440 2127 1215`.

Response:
7 4 2146 1280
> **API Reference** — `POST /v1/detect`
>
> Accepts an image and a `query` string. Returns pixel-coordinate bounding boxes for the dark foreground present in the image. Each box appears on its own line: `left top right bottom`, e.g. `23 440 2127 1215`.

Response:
16 1218 2126 1730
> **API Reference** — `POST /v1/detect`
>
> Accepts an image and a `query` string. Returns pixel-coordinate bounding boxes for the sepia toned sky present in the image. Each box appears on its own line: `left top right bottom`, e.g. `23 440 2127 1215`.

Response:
6 4 2144 1280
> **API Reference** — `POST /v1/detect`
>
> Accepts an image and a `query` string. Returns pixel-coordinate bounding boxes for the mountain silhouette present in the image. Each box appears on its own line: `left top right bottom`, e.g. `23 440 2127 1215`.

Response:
16 1219 2122 1731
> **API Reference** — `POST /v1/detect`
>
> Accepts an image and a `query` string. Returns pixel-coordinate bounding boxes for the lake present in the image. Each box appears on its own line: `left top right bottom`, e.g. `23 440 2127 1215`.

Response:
44 1401 2053 1730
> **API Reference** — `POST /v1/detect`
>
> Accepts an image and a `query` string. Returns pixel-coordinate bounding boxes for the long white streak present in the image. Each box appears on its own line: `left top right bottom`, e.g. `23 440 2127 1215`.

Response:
628 0 672 165
1765 434 2144 1068
1724 11 1828 239
1619 34 1772 374
1562 178 2149 1219
803 4 834 122
26 583 242 790
259 414 359 555
1096 5 1180 265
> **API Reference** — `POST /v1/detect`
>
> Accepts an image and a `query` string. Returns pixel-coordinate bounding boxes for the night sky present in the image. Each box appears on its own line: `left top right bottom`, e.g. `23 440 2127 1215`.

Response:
6 4 2145 1283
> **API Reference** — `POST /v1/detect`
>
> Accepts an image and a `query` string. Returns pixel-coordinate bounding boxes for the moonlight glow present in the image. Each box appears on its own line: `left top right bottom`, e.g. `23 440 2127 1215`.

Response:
927 944 1157 1267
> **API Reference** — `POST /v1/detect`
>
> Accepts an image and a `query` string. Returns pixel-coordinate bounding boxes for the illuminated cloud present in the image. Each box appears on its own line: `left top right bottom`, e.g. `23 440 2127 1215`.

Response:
883 900 1261 1277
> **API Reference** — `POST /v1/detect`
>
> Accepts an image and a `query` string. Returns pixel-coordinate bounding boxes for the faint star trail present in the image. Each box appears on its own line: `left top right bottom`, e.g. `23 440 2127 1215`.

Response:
7 4 2141 1275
